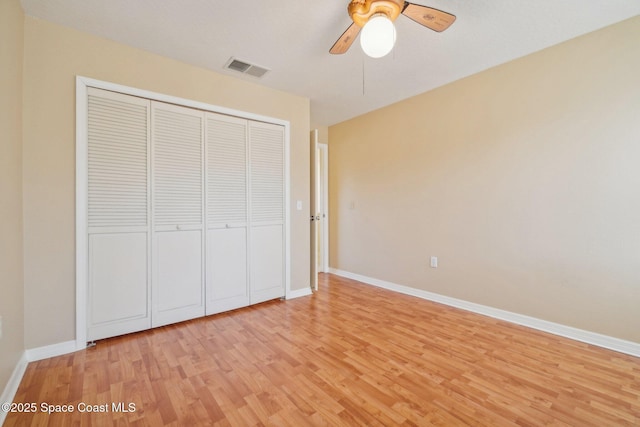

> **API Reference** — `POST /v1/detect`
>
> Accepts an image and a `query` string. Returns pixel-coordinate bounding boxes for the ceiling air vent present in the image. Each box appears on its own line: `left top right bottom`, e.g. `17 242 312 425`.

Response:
224 58 270 78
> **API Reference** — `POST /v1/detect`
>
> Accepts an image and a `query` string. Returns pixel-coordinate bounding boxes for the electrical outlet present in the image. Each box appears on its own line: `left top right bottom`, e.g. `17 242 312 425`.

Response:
0 316 3 340
430 256 438 268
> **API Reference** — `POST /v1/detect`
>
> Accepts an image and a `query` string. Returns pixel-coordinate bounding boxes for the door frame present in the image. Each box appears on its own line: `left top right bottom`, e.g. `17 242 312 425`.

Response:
76 76 291 349
310 130 318 290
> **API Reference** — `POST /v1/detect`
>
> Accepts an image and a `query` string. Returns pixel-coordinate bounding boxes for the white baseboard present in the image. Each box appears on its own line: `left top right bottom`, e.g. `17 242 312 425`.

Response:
25 340 80 362
329 268 640 358
286 286 313 300
0 351 28 425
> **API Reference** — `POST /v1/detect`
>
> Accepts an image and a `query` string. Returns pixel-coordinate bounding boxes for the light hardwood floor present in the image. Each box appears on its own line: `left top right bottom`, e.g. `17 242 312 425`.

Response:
5 273 640 426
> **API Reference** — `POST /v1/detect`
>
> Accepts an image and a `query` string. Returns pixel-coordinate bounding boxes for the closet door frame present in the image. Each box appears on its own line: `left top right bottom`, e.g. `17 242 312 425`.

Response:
76 76 291 349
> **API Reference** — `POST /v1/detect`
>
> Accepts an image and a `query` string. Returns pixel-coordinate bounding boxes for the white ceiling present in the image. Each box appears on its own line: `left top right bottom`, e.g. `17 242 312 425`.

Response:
21 0 640 126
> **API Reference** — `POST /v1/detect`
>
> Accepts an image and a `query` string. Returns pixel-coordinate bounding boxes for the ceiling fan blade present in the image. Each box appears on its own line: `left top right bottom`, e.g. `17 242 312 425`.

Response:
330 23 361 54
402 2 456 32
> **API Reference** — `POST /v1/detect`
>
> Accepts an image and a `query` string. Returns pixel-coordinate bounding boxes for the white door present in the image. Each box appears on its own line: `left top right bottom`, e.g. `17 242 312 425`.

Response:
151 102 205 327
310 130 319 290
86 88 151 341
318 143 329 274
205 113 250 314
249 121 285 303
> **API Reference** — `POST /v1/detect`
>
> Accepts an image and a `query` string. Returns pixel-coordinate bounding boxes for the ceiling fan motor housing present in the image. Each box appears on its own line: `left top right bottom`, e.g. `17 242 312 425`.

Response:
348 0 404 27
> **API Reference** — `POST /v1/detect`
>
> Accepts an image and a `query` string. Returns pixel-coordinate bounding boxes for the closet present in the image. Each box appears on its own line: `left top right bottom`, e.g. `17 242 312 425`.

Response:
84 87 286 341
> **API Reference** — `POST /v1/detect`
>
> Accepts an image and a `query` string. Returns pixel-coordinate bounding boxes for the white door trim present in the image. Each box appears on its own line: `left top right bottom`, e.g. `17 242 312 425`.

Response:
76 75 291 349
310 130 318 290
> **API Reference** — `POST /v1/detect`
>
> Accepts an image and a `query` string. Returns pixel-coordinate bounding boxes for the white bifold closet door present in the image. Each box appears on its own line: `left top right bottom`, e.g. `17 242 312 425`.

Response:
205 115 285 311
84 85 285 341
205 113 249 314
249 121 285 304
151 102 205 327
87 88 151 341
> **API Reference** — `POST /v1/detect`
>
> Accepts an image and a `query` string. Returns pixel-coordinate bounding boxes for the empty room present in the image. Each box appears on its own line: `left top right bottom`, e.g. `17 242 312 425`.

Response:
1 0 639 425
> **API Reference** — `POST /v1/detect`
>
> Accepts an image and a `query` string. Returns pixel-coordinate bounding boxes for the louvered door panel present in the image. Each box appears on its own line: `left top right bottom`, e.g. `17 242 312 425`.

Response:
206 113 247 226
250 122 284 223
249 121 285 303
86 88 151 341
153 105 203 226
205 113 249 314
88 89 149 228
151 102 205 327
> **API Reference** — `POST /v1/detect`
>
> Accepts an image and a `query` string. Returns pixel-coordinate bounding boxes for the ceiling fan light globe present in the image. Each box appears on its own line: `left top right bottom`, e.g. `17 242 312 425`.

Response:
360 14 396 58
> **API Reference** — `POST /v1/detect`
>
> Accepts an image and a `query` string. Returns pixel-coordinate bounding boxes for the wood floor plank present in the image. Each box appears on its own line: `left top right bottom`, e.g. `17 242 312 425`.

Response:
5 273 640 426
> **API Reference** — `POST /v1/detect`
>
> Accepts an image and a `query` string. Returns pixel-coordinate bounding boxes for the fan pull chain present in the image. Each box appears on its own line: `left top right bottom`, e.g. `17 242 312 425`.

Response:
362 56 365 96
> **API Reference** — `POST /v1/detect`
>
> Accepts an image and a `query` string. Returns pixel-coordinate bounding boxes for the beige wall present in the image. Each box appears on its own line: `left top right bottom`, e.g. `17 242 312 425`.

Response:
22 16 310 349
329 16 640 343
0 0 25 392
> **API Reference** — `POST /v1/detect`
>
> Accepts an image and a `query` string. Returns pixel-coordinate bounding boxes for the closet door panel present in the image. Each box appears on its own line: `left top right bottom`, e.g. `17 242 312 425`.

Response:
250 225 284 304
153 104 203 227
250 122 284 224
207 228 249 314
205 113 249 314
87 89 149 229
249 121 285 302
86 88 151 341
152 102 205 326
88 233 150 340
153 230 204 326
206 113 248 226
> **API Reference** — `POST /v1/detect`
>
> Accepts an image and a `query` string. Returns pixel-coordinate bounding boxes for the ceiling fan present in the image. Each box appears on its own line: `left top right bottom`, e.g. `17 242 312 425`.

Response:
330 0 456 58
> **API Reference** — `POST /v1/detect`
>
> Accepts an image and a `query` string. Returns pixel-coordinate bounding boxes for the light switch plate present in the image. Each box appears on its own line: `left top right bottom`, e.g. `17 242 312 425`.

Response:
430 256 438 268
296 200 302 210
